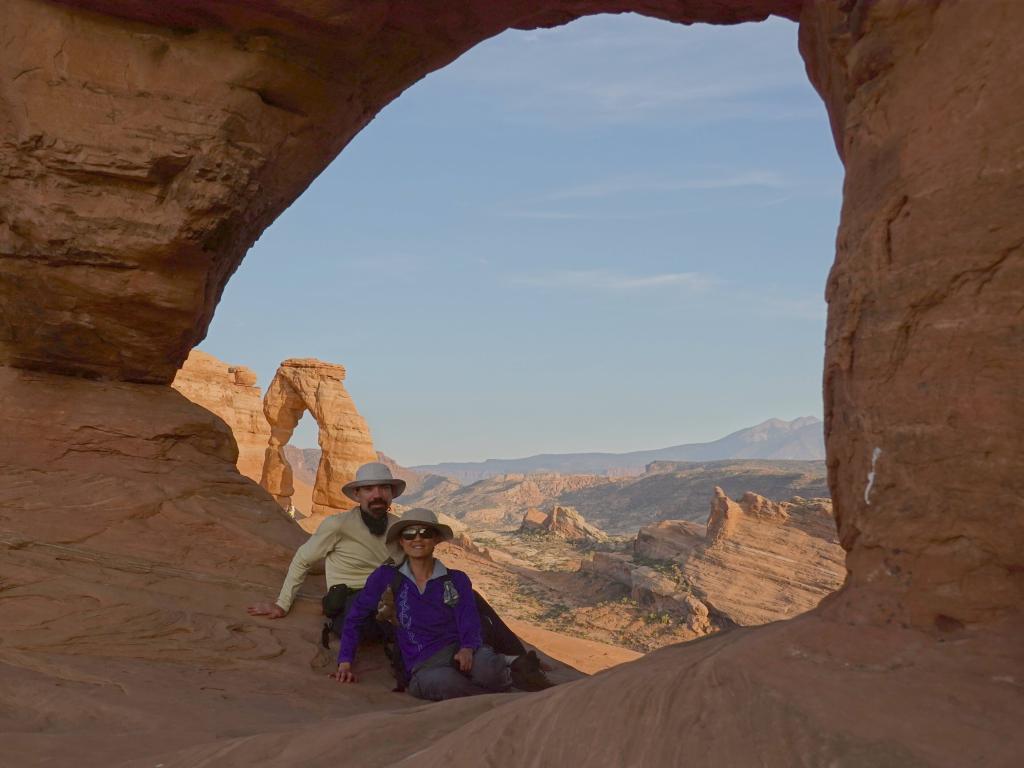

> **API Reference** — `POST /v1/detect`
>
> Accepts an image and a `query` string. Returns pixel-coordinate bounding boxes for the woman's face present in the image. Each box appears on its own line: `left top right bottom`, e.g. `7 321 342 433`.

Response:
399 525 439 559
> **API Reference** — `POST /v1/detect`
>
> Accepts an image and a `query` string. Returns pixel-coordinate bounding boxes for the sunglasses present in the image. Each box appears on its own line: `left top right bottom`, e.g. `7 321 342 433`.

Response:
400 526 439 541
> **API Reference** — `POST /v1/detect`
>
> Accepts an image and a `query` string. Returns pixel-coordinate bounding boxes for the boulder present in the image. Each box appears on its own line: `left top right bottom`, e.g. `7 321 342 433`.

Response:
546 505 608 543
522 505 608 543
519 507 548 532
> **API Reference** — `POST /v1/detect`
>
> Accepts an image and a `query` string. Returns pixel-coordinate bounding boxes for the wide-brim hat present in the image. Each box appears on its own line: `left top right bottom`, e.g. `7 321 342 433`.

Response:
342 462 407 501
386 507 454 545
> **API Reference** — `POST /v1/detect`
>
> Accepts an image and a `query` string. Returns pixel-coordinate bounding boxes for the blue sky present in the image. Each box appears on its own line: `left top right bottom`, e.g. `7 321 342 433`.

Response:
201 13 843 465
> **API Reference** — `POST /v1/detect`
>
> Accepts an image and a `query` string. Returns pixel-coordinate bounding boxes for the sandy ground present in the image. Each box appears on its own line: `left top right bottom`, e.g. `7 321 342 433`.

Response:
507 619 641 674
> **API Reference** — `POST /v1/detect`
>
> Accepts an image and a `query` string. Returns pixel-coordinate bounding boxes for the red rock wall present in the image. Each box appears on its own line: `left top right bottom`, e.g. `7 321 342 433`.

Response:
800 0 1024 628
171 349 271 482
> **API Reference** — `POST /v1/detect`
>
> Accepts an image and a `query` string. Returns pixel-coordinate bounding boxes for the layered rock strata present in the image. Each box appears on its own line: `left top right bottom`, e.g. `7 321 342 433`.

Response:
171 349 271 482
582 489 843 631
260 358 376 517
649 489 843 626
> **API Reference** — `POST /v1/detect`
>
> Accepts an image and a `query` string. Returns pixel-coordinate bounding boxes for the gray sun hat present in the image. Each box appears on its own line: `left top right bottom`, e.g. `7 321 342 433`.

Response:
386 507 454 546
341 462 407 501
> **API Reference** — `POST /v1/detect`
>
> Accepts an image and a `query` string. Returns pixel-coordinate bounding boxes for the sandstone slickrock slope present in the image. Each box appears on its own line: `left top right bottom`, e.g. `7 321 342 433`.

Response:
0 367 315 766
171 349 271 482
260 358 376 518
1 0 1022 765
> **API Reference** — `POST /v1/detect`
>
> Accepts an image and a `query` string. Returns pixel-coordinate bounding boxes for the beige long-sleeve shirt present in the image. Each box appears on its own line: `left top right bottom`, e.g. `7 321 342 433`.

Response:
275 507 401 612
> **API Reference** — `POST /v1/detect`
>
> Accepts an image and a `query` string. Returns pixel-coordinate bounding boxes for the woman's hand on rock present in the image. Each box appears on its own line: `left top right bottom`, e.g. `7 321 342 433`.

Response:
334 662 357 683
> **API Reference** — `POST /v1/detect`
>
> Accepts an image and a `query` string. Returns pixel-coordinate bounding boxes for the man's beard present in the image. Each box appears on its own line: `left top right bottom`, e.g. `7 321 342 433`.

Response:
360 507 389 536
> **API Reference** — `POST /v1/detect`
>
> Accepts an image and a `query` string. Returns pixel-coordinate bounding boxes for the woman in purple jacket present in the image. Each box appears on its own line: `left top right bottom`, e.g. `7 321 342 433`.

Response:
332 508 511 700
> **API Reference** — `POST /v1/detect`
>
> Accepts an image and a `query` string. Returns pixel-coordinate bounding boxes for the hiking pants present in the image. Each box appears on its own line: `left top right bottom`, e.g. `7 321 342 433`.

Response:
324 587 386 645
474 592 526 656
407 645 511 701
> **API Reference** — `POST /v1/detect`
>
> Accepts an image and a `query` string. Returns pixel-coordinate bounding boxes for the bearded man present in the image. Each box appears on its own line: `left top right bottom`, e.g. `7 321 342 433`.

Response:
247 462 404 641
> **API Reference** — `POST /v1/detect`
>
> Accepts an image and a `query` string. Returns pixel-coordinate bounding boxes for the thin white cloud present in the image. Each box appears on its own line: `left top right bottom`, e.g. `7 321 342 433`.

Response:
517 269 714 292
498 210 597 221
444 16 811 126
496 208 671 221
545 171 790 201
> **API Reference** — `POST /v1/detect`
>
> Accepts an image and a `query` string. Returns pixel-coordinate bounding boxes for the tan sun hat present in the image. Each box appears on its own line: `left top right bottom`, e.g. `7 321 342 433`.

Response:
342 462 407 501
386 507 454 546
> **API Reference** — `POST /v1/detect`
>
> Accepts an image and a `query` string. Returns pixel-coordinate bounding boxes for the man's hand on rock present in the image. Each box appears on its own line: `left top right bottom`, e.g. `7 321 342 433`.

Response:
454 647 474 674
333 662 357 683
247 601 286 619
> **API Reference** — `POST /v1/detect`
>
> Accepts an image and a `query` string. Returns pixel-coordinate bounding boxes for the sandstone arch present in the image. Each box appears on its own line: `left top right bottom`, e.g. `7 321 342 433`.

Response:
0 0 1022 764
260 358 377 515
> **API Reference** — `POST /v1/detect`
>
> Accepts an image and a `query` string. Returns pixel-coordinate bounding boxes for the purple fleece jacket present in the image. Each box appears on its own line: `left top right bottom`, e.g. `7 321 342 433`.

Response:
337 561 482 674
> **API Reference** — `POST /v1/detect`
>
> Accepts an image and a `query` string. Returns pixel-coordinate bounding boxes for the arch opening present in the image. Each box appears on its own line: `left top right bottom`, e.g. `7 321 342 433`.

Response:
197 12 846 650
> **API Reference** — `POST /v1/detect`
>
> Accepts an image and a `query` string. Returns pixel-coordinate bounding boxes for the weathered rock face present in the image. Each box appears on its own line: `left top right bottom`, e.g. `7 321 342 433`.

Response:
1 0 1022 764
799 0 1024 629
260 358 376 516
547 505 607 542
646 488 845 626
581 489 842 630
0 364 303 565
521 504 608 543
171 349 271 482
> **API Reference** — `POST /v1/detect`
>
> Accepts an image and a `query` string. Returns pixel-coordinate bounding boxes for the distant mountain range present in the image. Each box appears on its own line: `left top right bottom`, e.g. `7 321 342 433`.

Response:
410 417 824 483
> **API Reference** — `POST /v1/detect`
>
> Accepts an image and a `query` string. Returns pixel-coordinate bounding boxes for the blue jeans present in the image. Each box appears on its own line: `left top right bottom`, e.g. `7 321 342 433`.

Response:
407 645 511 701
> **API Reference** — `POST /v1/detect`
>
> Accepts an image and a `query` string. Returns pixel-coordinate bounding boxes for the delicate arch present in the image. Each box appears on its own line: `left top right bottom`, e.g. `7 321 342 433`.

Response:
260 358 377 516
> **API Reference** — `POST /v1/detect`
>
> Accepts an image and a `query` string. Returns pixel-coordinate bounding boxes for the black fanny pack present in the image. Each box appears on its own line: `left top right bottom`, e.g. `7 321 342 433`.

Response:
322 584 351 619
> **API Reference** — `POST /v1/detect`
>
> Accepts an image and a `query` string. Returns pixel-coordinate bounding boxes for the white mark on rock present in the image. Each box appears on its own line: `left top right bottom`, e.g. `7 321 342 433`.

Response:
864 447 882 505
